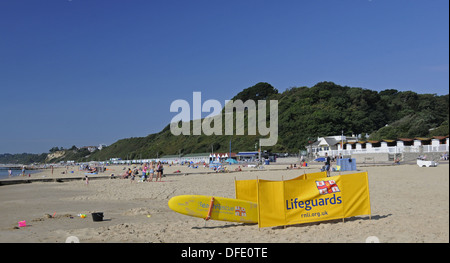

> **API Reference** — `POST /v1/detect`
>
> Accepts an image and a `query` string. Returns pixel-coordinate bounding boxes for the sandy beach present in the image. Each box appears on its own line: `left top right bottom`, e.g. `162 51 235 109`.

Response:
0 162 448 243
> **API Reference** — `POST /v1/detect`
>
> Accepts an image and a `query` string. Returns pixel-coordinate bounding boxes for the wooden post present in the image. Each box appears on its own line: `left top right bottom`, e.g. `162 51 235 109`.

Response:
234 176 237 199
256 176 261 231
365 171 372 221
282 175 287 229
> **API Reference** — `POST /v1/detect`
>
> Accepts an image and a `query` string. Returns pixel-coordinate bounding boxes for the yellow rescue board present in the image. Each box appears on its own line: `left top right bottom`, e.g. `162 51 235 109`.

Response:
168 195 258 223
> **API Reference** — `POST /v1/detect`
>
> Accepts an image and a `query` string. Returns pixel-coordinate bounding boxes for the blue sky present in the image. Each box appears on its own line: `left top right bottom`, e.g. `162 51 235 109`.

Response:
0 0 448 154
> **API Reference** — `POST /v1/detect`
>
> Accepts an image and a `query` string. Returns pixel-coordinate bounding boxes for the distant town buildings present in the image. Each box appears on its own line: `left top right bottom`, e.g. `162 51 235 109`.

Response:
106 152 277 165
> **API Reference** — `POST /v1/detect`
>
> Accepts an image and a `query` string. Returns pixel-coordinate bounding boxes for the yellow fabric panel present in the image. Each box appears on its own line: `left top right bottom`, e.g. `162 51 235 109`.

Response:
284 176 344 226
235 179 258 203
304 171 327 180
340 172 371 218
257 180 285 228
285 174 306 181
257 172 371 228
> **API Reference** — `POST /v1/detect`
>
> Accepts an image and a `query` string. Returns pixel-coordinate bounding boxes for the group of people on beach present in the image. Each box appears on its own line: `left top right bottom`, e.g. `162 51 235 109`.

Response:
142 161 164 182
7 166 27 177
118 161 164 182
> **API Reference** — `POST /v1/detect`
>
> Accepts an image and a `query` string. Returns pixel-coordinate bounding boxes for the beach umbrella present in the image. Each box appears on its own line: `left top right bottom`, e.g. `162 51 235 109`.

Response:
226 158 238 164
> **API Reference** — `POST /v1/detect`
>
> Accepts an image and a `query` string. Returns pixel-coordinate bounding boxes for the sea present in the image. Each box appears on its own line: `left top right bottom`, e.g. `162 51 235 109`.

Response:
0 167 41 180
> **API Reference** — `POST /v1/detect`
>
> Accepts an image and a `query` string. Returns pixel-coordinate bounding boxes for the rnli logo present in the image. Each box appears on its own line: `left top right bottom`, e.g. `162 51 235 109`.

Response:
235 206 246 217
316 180 340 195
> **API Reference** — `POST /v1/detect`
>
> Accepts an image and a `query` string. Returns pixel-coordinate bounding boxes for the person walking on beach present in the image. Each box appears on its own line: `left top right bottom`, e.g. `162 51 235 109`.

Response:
8 168 12 177
325 153 331 177
130 169 136 183
142 163 148 182
148 162 155 182
156 161 162 182
160 162 165 178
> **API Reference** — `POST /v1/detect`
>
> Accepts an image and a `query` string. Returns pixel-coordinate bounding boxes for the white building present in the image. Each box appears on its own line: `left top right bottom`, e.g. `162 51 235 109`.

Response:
308 135 449 158
98 144 108 150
